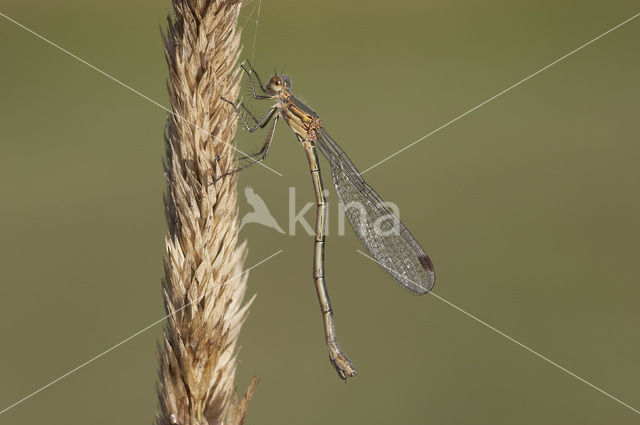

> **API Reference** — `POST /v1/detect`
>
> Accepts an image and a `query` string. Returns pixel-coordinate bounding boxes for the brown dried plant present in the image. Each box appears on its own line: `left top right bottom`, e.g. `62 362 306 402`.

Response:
157 1 257 424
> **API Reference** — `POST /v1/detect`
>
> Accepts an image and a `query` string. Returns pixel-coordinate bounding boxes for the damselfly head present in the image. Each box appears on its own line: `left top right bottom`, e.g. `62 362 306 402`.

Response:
266 75 292 94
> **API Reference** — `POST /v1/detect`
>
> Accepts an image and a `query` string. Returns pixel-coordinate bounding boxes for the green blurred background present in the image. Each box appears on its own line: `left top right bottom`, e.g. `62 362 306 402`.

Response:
1 1 638 424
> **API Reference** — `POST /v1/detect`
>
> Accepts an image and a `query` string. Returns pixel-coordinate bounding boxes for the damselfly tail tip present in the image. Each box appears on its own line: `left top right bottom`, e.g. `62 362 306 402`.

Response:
331 358 357 381
328 344 357 381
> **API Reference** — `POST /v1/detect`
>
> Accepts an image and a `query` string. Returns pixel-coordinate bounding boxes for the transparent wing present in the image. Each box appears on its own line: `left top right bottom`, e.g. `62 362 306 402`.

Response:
315 128 435 294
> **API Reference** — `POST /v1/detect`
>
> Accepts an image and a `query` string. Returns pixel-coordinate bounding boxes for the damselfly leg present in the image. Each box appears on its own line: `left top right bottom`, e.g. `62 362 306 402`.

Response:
214 101 278 181
241 60 272 100
213 61 280 181
221 97 276 132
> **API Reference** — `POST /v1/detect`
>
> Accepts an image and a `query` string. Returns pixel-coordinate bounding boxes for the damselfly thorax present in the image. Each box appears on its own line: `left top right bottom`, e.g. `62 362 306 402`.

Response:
273 90 322 142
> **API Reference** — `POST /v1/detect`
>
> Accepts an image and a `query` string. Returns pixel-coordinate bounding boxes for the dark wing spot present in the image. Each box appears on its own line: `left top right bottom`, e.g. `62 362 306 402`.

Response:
418 255 434 273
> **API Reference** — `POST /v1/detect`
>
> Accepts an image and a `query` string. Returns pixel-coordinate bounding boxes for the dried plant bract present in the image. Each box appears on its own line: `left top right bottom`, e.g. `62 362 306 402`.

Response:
157 1 256 424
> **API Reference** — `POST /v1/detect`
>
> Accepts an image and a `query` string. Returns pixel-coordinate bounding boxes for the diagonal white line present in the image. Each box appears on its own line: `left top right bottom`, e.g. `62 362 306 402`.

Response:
0 10 283 178
0 249 283 416
360 12 640 175
250 0 262 63
356 249 640 415
239 0 259 26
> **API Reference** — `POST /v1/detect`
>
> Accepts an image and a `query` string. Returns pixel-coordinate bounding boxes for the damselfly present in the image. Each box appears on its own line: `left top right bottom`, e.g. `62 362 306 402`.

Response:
220 61 435 380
